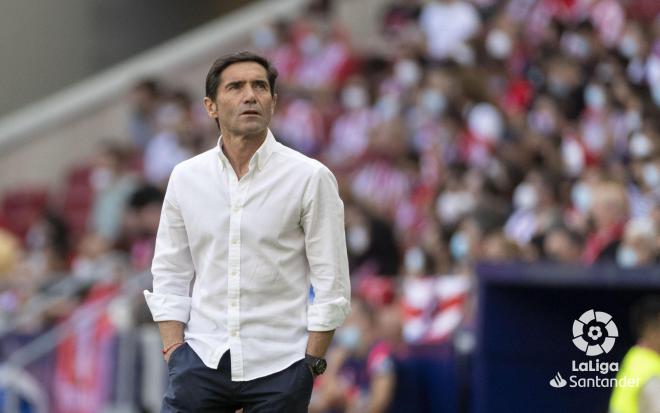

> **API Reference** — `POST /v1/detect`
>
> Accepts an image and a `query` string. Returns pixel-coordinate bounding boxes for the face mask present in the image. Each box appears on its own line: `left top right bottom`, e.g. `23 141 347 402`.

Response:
548 78 571 98
252 27 276 49
629 132 652 159
562 139 585 177
376 94 400 120
642 163 660 188
337 325 361 350
347 225 370 255
566 34 591 59
300 34 321 55
468 103 502 141
513 183 538 210
394 59 421 87
341 86 368 110
584 85 606 110
91 167 114 191
528 109 556 136
652 86 660 107
486 29 512 59
450 232 469 261
571 182 592 214
625 110 642 132
618 34 639 59
617 246 639 268
404 246 426 274
421 90 446 116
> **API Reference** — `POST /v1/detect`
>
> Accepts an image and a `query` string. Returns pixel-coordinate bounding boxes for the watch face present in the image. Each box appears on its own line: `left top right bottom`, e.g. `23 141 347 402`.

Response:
314 358 327 375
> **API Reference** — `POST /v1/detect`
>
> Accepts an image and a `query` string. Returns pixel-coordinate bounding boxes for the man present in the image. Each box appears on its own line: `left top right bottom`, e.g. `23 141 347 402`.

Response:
610 296 660 413
143 51 351 412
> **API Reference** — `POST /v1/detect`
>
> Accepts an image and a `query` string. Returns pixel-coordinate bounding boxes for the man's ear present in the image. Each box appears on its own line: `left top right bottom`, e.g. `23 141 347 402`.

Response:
271 93 277 115
203 97 218 118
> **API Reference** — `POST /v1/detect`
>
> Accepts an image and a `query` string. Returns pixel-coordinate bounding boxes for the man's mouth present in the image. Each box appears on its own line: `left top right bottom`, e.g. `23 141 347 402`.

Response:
242 110 260 116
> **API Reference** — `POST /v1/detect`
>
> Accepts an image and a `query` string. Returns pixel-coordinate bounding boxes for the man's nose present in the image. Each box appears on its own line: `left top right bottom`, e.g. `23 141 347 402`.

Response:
243 85 257 103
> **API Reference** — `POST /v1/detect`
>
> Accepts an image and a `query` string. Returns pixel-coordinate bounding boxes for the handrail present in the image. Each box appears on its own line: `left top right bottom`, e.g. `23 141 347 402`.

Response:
0 0 310 154
4 271 151 369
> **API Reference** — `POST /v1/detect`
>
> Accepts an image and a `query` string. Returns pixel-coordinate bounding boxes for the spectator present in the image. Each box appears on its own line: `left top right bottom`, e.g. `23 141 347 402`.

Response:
617 217 659 268
89 142 139 242
128 79 162 150
419 0 481 63
310 297 396 413
143 92 197 188
543 226 584 263
583 181 630 264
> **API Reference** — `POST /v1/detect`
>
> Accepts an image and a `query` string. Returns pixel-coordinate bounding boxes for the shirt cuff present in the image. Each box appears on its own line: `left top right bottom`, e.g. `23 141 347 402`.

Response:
143 290 191 323
307 296 351 331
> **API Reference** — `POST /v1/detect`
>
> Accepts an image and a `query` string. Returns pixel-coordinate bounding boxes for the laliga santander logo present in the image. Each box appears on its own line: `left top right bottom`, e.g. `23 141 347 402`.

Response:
572 310 618 356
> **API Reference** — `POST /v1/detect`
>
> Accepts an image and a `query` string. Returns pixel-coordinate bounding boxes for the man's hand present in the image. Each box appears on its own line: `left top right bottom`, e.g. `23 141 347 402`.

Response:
159 320 186 362
164 342 184 362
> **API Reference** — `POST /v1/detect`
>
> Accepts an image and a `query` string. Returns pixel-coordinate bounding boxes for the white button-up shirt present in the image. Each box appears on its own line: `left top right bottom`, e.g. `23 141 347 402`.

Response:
144 130 351 381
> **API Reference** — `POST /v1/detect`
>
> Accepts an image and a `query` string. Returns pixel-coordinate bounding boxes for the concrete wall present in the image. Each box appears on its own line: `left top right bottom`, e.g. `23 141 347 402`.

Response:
0 0 252 116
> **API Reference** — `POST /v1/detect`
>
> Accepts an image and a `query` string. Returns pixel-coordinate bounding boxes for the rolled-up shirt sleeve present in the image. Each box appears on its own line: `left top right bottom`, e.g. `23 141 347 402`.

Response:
143 166 195 323
302 166 351 331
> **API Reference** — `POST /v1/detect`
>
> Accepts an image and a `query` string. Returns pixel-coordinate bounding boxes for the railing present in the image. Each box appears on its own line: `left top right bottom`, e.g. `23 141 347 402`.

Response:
0 271 155 413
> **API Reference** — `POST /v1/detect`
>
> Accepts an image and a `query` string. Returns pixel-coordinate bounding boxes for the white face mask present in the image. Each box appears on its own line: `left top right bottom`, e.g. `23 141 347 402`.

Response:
341 86 368 110
300 34 321 55
468 103 502 142
404 246 426 274
421 90 446 116
629 132 652 159
562 139 585 177
625 110 642 132
486 29 512 59
571 182 592 214
394 59 421 87
528 109 556 136
617 246 639 268
450 232 469 261
642 163 660 189
347 225 370 255
376 94 401 120
91 167 114 191
618 34 640 59
584 84 606 110
337 325 361 350
513 183 538 210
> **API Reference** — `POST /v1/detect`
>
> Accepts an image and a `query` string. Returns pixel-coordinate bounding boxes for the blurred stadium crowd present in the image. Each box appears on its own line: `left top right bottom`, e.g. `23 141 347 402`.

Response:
0 0 659 411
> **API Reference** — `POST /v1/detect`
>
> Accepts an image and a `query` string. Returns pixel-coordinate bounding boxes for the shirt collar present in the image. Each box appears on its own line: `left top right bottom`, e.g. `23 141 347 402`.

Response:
216 129 276 172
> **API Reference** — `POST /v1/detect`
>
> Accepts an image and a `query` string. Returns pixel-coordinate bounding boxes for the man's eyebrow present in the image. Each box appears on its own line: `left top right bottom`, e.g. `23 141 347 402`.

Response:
224 80 245 88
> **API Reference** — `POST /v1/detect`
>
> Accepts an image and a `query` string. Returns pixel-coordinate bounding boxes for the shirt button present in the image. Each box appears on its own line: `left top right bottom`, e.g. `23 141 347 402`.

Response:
231 330 238 337
231 238 239 245
230 271 237 276
232 205 241 213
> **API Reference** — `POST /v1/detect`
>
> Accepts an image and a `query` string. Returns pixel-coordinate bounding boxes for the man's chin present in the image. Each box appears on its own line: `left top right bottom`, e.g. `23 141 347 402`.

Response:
238 123 267 137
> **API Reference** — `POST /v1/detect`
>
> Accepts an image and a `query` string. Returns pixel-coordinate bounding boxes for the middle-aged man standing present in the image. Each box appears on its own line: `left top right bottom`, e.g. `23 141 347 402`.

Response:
143 51 351 412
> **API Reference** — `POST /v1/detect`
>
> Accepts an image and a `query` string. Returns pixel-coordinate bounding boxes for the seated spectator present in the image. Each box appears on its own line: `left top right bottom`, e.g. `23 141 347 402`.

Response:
120 185 164 271
582 181 630 264
418 0 481 63
143 92 199 188
89 141 139 243
543 226 584 263
617 217 659 268
310 297 396 413
128 79 162 150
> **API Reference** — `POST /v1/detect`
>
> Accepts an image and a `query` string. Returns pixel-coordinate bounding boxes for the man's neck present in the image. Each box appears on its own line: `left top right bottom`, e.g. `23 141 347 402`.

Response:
221 129 267 179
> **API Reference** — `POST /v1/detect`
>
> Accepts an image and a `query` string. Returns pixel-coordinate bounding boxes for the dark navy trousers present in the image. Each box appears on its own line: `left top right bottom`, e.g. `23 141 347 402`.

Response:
161 343 313 413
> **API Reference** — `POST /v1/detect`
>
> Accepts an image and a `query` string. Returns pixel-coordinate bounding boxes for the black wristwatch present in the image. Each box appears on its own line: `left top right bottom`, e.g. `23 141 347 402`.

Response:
305 354 327 377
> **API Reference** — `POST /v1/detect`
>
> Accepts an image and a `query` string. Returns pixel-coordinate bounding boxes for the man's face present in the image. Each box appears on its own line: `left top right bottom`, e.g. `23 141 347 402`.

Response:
204 61 276 138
